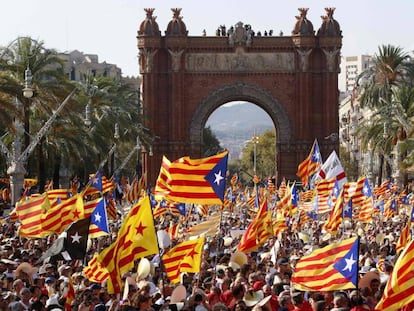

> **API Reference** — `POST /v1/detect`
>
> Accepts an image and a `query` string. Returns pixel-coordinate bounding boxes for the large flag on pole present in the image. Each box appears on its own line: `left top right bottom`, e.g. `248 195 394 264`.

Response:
291 236 359 292
296 139 322 188
155 151 228 205
84 196 158 293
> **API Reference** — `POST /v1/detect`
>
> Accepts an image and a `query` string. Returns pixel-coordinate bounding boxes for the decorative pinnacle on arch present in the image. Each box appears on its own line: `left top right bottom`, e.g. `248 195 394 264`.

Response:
172 8 182 19
144 8 155 18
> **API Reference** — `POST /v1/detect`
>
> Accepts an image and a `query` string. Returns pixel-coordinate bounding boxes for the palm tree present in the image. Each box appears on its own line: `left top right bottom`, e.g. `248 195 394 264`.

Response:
71 72 143 182
358 44 410 109
356 44 413 184
1 37 147 192
0 37 74 191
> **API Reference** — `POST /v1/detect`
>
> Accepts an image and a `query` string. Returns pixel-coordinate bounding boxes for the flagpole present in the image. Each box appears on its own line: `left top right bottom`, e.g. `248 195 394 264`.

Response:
148 194 168 301
195 237 206 290
356 235 361 300
212 208 224 286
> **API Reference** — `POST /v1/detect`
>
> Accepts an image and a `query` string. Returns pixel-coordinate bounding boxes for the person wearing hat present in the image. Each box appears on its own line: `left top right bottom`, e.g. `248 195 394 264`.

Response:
261 284 279 311
214 269 225 289
1 258 18 281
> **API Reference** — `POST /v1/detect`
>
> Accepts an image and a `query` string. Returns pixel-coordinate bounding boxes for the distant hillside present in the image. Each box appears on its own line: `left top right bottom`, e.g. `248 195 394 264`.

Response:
206 103 274 159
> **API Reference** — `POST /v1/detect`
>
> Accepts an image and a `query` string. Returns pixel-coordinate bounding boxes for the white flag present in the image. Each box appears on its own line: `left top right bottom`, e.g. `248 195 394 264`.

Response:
317 150 347 189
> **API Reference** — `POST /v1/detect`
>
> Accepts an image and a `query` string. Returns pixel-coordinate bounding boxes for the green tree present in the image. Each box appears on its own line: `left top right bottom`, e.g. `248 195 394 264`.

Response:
239 129 276 182
357 44 413 184
0 37 74 191
0 37 144 191
203 126 222 156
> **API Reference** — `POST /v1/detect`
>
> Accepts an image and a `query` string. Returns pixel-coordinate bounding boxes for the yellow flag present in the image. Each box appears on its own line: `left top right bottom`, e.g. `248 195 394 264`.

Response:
96 195 159 294
162 237 204 284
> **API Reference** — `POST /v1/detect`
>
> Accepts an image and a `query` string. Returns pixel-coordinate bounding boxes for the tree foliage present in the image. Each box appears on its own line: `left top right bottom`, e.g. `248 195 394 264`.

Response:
356 44 414 184
239 129 276 182
0 37 144 191
203 126 222 157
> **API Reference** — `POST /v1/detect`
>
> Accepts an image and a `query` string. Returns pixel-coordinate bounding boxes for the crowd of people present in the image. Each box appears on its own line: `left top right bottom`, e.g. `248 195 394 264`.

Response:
0 178 413 311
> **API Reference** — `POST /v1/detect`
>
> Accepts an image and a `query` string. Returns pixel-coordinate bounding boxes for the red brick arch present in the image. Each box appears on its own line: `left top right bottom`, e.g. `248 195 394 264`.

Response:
189 82 291 149
137 8 342 186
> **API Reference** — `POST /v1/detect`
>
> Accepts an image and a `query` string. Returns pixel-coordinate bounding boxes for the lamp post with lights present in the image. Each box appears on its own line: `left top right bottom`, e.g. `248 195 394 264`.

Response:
251 132 260 175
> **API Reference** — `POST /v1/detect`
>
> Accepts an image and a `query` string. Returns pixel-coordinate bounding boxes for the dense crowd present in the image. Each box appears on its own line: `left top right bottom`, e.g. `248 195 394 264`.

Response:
0 177 413 311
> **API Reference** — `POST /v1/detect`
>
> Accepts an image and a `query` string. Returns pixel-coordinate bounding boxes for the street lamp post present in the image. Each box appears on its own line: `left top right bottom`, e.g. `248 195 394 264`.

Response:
7 68 34 206
3 87 77 206
251 133 260 175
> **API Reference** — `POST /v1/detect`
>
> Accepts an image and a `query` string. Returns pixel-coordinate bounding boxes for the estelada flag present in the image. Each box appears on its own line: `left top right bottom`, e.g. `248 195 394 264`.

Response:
155 151 228 205
296 139 322 188
291 236 359 292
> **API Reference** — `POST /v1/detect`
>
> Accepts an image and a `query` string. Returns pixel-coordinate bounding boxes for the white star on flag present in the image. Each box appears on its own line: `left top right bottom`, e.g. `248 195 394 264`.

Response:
71 232 82 243
94 212 102 223
214 170 224 185
342 253 356 272
344 204 351 213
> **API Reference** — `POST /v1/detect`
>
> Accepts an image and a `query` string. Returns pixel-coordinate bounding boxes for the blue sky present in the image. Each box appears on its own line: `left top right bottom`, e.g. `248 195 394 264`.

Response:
1 0 413 77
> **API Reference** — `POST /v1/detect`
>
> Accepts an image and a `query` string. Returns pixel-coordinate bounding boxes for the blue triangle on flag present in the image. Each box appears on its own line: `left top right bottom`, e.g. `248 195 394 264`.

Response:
343 198 353 219
92 171 103 192
91 198 109 233
205 153 228 201
176 203 186 216
333 238 359 287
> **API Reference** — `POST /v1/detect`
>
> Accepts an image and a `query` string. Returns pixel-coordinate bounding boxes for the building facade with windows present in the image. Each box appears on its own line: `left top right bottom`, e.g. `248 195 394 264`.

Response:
57 50 123 81
339 54 373 94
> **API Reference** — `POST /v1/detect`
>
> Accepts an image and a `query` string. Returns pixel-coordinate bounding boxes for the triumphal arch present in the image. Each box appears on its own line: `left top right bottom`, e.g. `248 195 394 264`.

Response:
137 7 342 186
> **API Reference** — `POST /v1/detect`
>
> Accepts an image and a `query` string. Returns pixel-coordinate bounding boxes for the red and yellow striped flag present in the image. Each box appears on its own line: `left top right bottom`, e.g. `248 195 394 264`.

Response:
278 178 287 198
296 139 322 188
185 214 221 238
64 274 76 310
292 237 359 292
41 194 84 234
395 219 411 254
237 199 271 253
15 193 50 238
323 189 344 235
83 253 110 283
375 239 414 310
167 222 180 240
162 237 204 284
46 189 71 201
155 151 228 205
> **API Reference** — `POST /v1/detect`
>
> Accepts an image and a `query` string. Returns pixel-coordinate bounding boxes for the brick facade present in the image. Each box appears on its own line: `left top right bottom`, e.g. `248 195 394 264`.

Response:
137 8 342 186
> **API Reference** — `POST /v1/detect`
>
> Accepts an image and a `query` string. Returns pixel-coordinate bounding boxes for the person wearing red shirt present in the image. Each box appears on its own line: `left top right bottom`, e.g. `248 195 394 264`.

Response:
291 292 312 311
